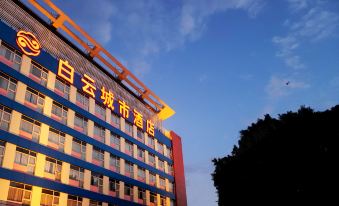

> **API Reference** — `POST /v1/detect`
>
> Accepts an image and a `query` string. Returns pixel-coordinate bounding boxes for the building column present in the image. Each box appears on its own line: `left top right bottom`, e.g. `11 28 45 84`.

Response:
119 181 124 199
104 151 110 170
133 125 137 139
155 156 159 170
0 178 10 202
120 117 125 132
103 176 109 195
145 170 150 184
69 85 77 104
2 143 16 170
156 194 161 206
67 109 75 128
59 192 68 206
145 150 149 164
61 162 70 184
105 129 110 146
155 174 160 188
145 190 150 206
120 138 125 154
164 161 169 174
83 170 91 190
133 144 138 159
120 158 125 175
82 198 90 206
64 134 73 155
133 186 138 203
39 123 49 146
106 108 111 124
166 197 171 206
20 55 31 76
87 120 94 138
14 82 27 104
43 96 53 117
133 164 138 180
86 144 93 163
88 98 95 115
8 110 21 135
35 153 46 178
30 186 42 206
46 71 56 91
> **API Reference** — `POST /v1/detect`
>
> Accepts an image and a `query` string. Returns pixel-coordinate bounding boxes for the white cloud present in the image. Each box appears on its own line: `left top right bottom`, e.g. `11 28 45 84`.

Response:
287 0 309 11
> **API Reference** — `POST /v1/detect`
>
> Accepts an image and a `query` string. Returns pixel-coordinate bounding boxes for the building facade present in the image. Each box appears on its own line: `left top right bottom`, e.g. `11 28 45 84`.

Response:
0 0 186 206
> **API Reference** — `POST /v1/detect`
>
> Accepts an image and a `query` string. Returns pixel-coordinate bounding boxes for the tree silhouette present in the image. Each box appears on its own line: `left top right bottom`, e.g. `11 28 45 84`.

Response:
212 105 339 205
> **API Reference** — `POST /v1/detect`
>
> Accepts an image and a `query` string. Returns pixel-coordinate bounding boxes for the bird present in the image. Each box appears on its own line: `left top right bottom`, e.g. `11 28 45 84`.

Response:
286 81 290 85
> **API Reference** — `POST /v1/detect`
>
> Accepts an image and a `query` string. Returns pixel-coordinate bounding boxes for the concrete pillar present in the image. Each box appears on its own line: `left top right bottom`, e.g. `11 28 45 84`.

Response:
120 138 125 154
69 85 77 104
133 186 138 202
104 151 110 169
67 109 75 128
89 98 95 115
105 129 110 146
30 186 42 206
156 194 161 206
35 153 46 178
133 125 137 138
82 198 90 206
47 71 56 90
61 162 70 184
2 143 16 170
166 197 171 206
145 170 150 184
0 178 10 201
120 158 125 175
106 108 111 124
103 176 109 195
64 134 73 155
133 144 138 159
119 181 124 199
59 192 68 206
154 139 159 152
156 174 160 188
145 150 149 164
20 55 31 76
155 156 159 170
145 190 151 206
164 161 169 174
39 123 49 146
120 117 125 132
133 164 138 180
9 111 21 135
15 82 26 104
43 96 53 117
86 144 93 163
88 120 94 138
83 170 91 190
144 133 149 145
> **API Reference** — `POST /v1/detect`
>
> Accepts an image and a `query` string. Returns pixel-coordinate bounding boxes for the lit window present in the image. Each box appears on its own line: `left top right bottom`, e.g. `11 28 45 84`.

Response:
72 138 86 160
0 42 22 71
109 178 120 197
40 189 59 206
48 128 65 152
111 113 120 128
51 101 68 124
7 181 32 205
137 167 146 182
125 122 133 135
14 147 36 174
44 157 62 181
67 195 82 206
125 140 133 156
95 103 106 120
91 172 103 193
93 124 105 143
0 105 11 131
25 87 45 113
125 161 134 178
137 147 145 162
29 61 48 86
92 147 104 167
0 72 17 99
0 140 5 166
69 165 84 188
76 90 89 111
54 76 70 100
110 133 120 150
74 113 87 134
148 136 155 149
110 154 120 173
19 115 40 142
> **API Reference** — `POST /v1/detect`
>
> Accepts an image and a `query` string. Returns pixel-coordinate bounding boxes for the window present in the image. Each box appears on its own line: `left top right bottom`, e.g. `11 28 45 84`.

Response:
148 136 155 149
95 103 106 120
110 154 120 173
137 147 145 162
149 153 155 167
0 72 17 99
69 165 84 188
125 161 134 178
76 91 89 111
89 200 102 206
138 188 146 203
150 192 157 204
30 62 48 86
0 42 22 71
111 113 120 128
92 147 104 167
91 172 103 193
54 76 70 100
72 138 86 160
168 164 174 176
166 148 172 159
25 87 45 113
74 113 87 134
48 128 65 152
44 157 62 181
159 177 166 190
168 182 174 193
124 184 133 199
40 189 59 206
19 115 40 142
0 105 11 131
14 147 36 174
125 140 133 156
157 142 164 155
109 178 119 197
149 172 156 186
93 124 105 143
67 195 82 206
110 133 120 150
136 129 144 142
137 167 146 182
7 181 32 205
158 159 165 171
0 140 5 166
51 101 68 124
160 195 166 206
125 122 133 135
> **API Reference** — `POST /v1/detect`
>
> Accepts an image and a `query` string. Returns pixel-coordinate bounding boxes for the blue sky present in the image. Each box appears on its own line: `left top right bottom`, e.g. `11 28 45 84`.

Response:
24 0 339 205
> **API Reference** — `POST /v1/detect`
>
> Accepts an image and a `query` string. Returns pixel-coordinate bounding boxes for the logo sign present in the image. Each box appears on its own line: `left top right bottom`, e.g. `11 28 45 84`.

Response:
16 30 41 56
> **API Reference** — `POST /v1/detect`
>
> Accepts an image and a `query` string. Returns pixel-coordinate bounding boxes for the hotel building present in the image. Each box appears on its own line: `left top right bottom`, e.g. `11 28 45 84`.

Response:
0 0 187 205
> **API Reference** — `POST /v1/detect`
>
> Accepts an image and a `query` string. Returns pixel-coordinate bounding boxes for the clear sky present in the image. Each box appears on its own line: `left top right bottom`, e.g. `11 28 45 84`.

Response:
23 0 339 205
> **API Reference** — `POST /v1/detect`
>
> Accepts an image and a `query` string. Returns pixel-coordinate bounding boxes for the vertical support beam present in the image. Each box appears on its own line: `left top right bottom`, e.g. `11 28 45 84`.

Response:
105 129 110 146
2 143 16 170
120 117 125 132
133 186 138 203
69 85 77 104
133 144 138 159
83 169 91 190
39 123 49 146
31 186 42 206
0 178 10 202
15 82 27 104
103 176 109 195
120 158 125 175
82 198 90 206
133 125 137 138
20 55 31 76
86 144 93 163
156 194 161 206
88 97 95 115
67 109 75 128
119 181 124 199
47 71 56 90
145 190 150 206
106 108 111 124
9 111 21 135
35 153 46 178
61 162 70 184
64 134 73 155
87 120 94 138
104 151 110 170
59 193 68 206
43 96 53 117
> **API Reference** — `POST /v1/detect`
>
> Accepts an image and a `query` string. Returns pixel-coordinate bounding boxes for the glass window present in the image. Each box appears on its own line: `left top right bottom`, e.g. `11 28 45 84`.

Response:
125 140 133 155
0 140 5 166
51 101 68 124
138 188 146 201
72 138 86 160
95 103 106 120
67 195 82 206
137 147 145 162
110 154 120 173
14 147 36 174
0 72 17 99
19 115 41 142
89 200 102 206
110 133 120 150
0 42 22 71
149 172 156 185
76 91 89 111
125 161 134 178
55 76 70 100
93 124 105 143
124 184 133 196
91 172 103 193
48 128 65 152
109 178 119 195
125 122 133 134
7 181 32 205
44 157 62 181
74 113 87 134
168 164 174 176
0 105 11 131
111 113 120 128
150 192 157 204
69 165 84 188
160 177 166 189
148 136 155 149
137 167 145 181
157 142 164 155
160 195 166 206
25 87 45 113
158 159 165 171
168 182 174 193
40 189 59 206
149 153 155 167
92 147 104 166
136 129 144 142
30 62 48 86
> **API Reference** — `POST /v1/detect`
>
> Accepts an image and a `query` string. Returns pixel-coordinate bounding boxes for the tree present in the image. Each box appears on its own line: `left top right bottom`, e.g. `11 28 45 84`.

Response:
212 105 339 205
